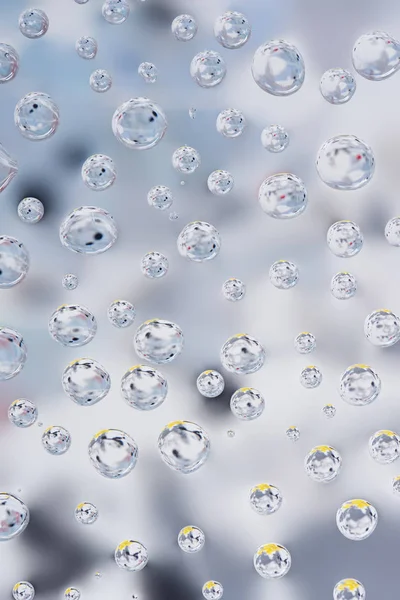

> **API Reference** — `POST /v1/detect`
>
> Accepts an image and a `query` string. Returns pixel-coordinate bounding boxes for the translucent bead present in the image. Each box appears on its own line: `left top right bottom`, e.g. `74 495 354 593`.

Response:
352 31 400 80
202 581 223 599
49 304 97 347
121 364 168 410
177 221 221 262
60 206 118 255
333 579 366 600
138 62 158 83
12 582 35 600
190 50 226 88
364 309 400 347
369 430 400 464
82 154 116 191
230 387 265 420
158 421 210 474
172 145 201 174
0 327 27 381
286 426 300 441
107 299 136 328
42 426 71 455
323 404 336 418
112 97 167 150
300 365 322 389
259 173 307 219
0 236 29 288
62 358 110 406
64 588 81 600
221 333 265 374
216 108 246 138
249 484 282 515
207 170 234 195
169 211 179 221
336 499 378 541
147 185 173 210
15 92 59 141
316 135 375 191
18 197 44 224
189 107 197 119
115 540 148 571
62 273 78 290
19 8 49 39
305 445 342 483
88 429 138 478
74 502 98 525
90 69 112 93
320 68 356 104
196 370 225 398
0 493 29 540
294 332 316 354
8 399 38 428
178 525 205 553
171 14 197 42
0 44 19 83
227 429 235 438
331 272 357 300
254 543 291 579
252 40 305 96
102 0 130 24
141 251 169 278
261 125 289 152
134 319 184 364
0 143 18 192
214 11 251 49
222 278 246 301
269 259 299 289
392 476 400 496
340 364 381 406
327 221 363 257
385 217 400 246
75 36 97 59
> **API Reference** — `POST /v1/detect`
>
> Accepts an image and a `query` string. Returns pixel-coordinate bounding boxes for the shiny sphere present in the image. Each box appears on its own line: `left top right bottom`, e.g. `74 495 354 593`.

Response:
207 170 234 195
12 582 35 600
305 445 342 483
196 370 225 398
320 68 356 104
107 299 135 328
300 365 322 389
115 540 148 571
18 197 44 224
138 62 158 83
222 278 246 301
172 145 201 174
8 399 37 428
48 304 97 347
141 251 169 278
0 236 29 288
336 499 378 541
0 143 18 192
323 404 337 418
259 173 307 219
202 581 223 600
0 44 19 83
369 430 400 464
177 221 221 262
221 333 265 375
88 429 138 478
15 92 59 141
286 426 300 441
147 185 173 210
254 543 291 579
269 259 299 289
62 358 110 406
121 364 168 410
42 426 71 455
60 206 118 255
252 39 305 96
214 11 251 49
0 327 27 381
178 525 205 553
385 217 400 246
364 308 400 347
261 125 289 152
158 421 210 474
81 154 116 191
216 108 246 138
327 221 363 257
112 97 167 150
75 36 97 59
190 50 226 88
0 493 29 540
171 14 197 42
316 135 375 191
89 69 112 93
249 483 282 515
331 272 357 300
230 387 265 420
74 502 98 525
294 332 316 354
134 319 184 364
62 273 78 290
333 579 366 600
392 476 400 496
64 588 81 600
339 364 381 406
102 0 130 24
352 31 400 80
19 8 49 38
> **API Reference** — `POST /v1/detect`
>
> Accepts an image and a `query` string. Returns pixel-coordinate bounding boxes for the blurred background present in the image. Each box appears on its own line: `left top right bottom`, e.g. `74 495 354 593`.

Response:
1 0 400 597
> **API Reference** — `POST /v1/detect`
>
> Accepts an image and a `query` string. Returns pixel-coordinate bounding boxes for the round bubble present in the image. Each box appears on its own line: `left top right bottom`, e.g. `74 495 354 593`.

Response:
62 358 110 406
340 364 381 406
42 426 71 455
0 494 29 541
364 308 400 347
18 198 44 224
393 476 400 496
121 364 168 410
216 108 246 138
115 540 148 571
249 484 282 515
102 0 130 24
369 430 400 464
331 272 357 300
190 50 226 88
214 11 251 49
147 185 173 210
316 135 375 191
60 206 118 255
0 236 29 288
221 333 265 375
208 170 234 195
305 445 342 483
172 146 200 174
158 421 210 474
19 8 48 38
90 69 112 93
112 97 167 150
0 327 27 381
64 588 81 600
254 543 291 579
286 426 300 441
320 68 356 105
323 404 336 418
222 278 246 301
327 221 363 258
0 44 19 83
12 582 35 600
261 125 289 153
352 31 400 80
75 502 98 525
252 40 305 96
62 274 78 290
138 62 158 83
134 318 184 364
300 365 322 389
107 299 135 328
178 526 205 553
336 499 378 541
75 36 97 59
88 429 138 478
231 387 265 420
202 581 223 600
8 399 37 428
294 332 316 354
0 143 18 192
269 259 299 289
49 304 97 347
141 251 169 278
259 173 307 219
385 217 400 246
81 154 116 191
177 221 221 262
333 579 366 600
15 92 59 141
171 14 197 42
196 370 225 398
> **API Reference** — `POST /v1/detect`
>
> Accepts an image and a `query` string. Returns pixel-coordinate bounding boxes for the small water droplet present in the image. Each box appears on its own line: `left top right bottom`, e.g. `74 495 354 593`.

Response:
227 430 235 438
180 181 185 186
94 571 102 579
169 211 179 221
37 421 43 427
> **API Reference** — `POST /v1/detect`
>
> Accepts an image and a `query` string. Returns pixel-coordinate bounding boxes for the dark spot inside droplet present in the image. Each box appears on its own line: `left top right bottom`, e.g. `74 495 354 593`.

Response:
149 117 154 122
33 103 38 109
94 233 102 240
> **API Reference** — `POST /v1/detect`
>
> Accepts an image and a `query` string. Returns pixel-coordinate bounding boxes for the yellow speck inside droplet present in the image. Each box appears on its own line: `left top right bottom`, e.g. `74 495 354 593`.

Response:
166 420 184 429
56 304 68 310
204 581 216 590
306 365 316 369
394 475 400 482
253 483 271 492
94 429 110 438
144 318 159 325
343 499 370 510
376 429 396 437
239 387 252 392
312 445 334 453
76 503 85 510
337 579 360 592
300 331 311 335
203 370 213 375
68 358 86 367
181 526 193 535
234 333 248 338
258 543 280 555
117 539 134 551
129 365 142 372
351 364 371 370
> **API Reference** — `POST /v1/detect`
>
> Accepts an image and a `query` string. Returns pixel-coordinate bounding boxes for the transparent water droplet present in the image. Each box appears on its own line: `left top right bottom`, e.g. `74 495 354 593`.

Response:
189 107 197 119
178 525 205 553
222 278 245 301
74 502 98 525
392 476 400 496
12 581 35 600
316 135 375 190
171 14 198 42
323 404 336 418
327 221 363 257
352 31 400 80
134 319 184 364
190 51 226 88
42 426 71 455
320 68 356 104
15 92 59 141
202 581 224 599
252 40 305 96
0 236 29 288
90 69 112 93
94 572 102 579
141 251 169 278
216 108 246 138
214 11 251 49
208 170 234 195
115 540 148 571
138 62 158 83
364 309 400 347
254 543 291 578
336 499 378 540
102 0 130 24
0 494 29 541
196 370 225 397
0 44 19 83
65 587 81 600
88 429 138 478
169 211 179 220
385 217 400 246
147 185 173 210
107 299 136 328
60 206 118 255
227 429 235 438
333 579 366 600
158 421 210 474
369 430 400 464
121 364 168 410
261 124 289 153
62 358 110 406
37 421 43 427
286 426 300 441
249 484 282 515
177 221 221 262
172 146 200 174
0 327 27 380
19 8 49 39
231 387 265 420
269 260 299 289
112 97 167 150
18 197 44 224
300 365 322 389
305 445 342 482
8 399 38 428
81 154 116 191
0 143 18 193
294 332 316 354
221 333 265 375
49 304 97 347
75 36 97 59
62 273 78 290
259 174 307 219
331 272 357 300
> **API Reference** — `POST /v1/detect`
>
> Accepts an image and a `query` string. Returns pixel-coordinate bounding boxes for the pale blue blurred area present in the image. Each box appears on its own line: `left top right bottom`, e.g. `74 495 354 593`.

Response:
1 0 400 598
